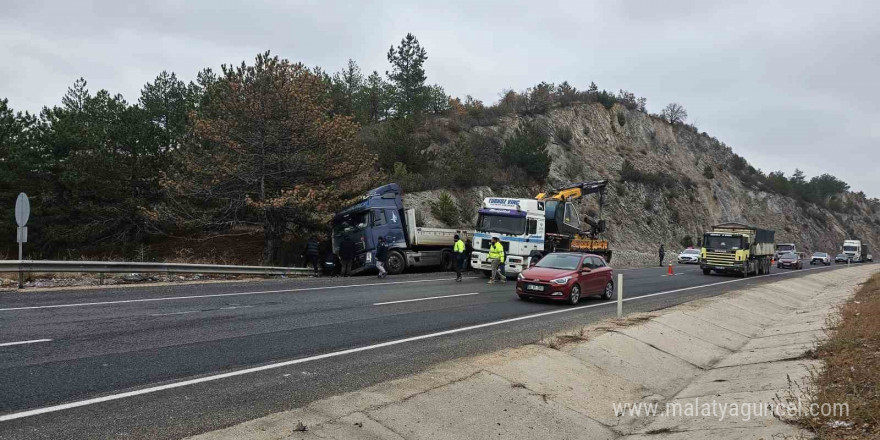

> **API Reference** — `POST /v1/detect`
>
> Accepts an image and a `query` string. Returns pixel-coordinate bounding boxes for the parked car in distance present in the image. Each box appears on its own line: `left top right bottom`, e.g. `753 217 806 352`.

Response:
777 252 803 270
516 252 613 305
810 252 831 266
835 253 850 263
677 248 701 264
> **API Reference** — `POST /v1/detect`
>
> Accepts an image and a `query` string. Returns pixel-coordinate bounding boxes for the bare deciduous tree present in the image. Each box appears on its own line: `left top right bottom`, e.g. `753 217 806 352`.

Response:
662 102 688 125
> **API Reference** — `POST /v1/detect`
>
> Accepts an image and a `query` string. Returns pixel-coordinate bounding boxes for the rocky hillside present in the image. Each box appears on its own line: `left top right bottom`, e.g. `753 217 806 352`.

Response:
403 103 880 266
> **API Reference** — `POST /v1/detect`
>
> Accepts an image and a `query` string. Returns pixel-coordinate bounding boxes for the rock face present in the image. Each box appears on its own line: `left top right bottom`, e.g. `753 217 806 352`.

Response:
404 103 880 266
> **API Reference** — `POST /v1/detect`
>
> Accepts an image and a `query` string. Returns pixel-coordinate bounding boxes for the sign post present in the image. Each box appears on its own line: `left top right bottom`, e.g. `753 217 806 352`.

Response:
15 193 30 289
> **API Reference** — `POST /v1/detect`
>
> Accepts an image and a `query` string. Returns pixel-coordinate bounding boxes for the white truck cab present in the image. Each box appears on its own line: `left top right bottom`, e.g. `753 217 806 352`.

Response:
842 239 865 262
471 197 547 276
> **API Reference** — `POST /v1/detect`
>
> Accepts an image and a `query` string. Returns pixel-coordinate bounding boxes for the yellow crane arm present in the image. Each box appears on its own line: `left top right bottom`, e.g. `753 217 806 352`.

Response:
536 180 608 201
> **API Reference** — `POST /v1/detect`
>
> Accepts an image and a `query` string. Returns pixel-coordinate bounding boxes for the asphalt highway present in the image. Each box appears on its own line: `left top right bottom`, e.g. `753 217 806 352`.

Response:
0 260 864 439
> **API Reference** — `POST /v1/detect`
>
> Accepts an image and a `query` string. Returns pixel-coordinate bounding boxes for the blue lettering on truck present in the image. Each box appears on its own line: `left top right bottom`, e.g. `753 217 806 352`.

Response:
487 198 520 206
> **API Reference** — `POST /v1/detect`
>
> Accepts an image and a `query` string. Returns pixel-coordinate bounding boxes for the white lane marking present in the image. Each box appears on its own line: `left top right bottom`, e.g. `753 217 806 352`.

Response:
373 292 479 306
0 339 52 347
0 264 842 422
150 311 201 317
0 277 479 312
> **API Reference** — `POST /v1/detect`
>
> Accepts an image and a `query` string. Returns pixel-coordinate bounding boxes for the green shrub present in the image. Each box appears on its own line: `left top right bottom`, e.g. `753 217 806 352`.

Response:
441 134 485 187
430 192 460 226
729 154 748 172
391 162 431 192
582 126 590 136
556 126 573 145
703 165 715 179
597 90 616 110
617 112 626 126
369 118 434 174
680 235 694 248
501 122 551 181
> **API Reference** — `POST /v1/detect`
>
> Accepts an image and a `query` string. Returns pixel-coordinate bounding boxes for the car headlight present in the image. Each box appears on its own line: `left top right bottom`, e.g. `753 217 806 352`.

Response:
517 273 525 281
550 276 571 285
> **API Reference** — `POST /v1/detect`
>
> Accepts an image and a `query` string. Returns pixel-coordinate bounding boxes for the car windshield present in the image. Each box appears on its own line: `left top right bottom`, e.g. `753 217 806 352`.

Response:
781 253 797 259
837 254 847 258
533 254 582 270
813 252 827 257
477 214 526 235
331 211 370 236
683 249 700 254
704 235 744 251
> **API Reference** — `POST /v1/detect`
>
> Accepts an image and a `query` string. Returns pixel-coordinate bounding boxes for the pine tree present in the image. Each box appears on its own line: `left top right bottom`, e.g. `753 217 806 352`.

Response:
386 33 429 118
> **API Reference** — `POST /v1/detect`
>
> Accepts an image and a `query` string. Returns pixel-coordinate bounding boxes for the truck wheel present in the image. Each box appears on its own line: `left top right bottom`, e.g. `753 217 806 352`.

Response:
702 269 711 275
441 250 454 271
386 250 406 275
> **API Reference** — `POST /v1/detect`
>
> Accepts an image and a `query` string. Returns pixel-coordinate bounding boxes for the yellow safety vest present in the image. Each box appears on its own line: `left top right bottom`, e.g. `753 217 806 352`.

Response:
488 242 505 261
454 239 465 253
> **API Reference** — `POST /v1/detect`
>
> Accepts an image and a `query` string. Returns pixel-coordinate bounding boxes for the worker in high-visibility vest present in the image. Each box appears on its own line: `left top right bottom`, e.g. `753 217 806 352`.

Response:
487 236 506 284
453 234 466 282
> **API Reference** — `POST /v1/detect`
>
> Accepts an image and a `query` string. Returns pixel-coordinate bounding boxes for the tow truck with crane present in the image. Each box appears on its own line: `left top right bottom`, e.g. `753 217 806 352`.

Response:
470 180 611 277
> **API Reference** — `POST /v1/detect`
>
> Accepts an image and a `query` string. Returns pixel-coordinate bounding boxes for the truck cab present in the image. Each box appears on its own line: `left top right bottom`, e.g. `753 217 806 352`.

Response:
470 198 547 276
331 183 469 275
331 184 406 274
842 239 864 262
700 223 775 277
775 243 796 260
471 197 598 276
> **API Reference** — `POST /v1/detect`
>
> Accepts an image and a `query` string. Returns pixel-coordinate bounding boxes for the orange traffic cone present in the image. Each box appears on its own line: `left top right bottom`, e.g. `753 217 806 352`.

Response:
667 263 674 276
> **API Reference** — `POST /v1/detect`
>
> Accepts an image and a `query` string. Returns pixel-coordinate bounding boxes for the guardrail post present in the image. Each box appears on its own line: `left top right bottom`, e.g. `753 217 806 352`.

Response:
617 273 623 318
18 262 24 290
99 272 105 285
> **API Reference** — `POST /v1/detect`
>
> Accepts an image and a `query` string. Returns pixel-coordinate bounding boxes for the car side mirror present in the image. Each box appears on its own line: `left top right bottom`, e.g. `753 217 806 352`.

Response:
581 267 592 274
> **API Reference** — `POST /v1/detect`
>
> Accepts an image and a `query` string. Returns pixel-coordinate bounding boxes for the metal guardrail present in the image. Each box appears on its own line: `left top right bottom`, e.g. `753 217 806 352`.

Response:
0 260 312 288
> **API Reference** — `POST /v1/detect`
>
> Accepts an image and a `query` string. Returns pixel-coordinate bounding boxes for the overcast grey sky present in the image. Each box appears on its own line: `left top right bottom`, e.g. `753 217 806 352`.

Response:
2 0 878 196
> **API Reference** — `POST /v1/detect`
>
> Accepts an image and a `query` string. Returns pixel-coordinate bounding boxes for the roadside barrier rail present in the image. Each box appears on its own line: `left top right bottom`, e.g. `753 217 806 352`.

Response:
0 260 312 289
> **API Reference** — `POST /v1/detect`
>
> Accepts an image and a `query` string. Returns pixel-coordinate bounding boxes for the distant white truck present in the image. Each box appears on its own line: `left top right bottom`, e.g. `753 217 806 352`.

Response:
774 243 796 260
842 239 869 263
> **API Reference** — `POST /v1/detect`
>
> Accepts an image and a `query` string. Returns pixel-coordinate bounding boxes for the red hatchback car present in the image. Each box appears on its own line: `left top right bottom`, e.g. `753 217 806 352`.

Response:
516 253 614 305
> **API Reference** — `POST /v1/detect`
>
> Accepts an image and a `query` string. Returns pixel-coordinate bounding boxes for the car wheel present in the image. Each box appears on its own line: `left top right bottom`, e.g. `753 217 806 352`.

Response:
518 294 530 301
702 269 711 275
386 250 406 275
568 284 581 305
601 281 614 300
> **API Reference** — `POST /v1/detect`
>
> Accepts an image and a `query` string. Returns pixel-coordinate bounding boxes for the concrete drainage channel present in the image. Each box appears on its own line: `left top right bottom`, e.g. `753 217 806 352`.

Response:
188 265 879 440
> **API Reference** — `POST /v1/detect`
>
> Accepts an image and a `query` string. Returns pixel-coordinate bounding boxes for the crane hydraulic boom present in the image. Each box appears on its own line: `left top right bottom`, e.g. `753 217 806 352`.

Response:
535 179 609 202
536 180 608 237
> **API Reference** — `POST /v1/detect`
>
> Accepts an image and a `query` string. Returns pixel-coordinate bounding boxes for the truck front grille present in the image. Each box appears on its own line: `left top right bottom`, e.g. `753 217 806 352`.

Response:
704 252 736 266
477 238 509 252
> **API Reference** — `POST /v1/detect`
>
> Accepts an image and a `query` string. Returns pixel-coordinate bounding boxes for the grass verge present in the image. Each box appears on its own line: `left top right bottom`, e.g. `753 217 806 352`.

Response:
799 272 880 438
